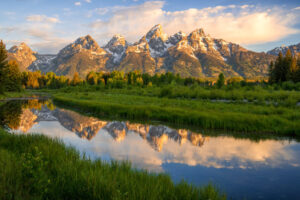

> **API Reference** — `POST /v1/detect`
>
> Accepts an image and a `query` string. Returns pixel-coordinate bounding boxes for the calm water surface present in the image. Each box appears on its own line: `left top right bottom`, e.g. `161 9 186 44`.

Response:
1 99 300 200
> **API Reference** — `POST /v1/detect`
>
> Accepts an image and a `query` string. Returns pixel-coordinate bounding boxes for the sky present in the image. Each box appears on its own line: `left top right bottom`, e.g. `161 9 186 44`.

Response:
0 0 300 54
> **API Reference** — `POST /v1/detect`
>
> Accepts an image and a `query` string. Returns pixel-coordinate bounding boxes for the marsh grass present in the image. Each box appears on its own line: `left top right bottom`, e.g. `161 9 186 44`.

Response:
50 85 300 107
53 91 300 135
0 91 34 101
0 129 225 200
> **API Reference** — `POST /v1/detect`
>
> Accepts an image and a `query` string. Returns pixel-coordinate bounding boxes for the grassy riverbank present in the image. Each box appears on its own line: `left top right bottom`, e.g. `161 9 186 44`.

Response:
48 85 300 135
0 91 34 101
0 129 225 200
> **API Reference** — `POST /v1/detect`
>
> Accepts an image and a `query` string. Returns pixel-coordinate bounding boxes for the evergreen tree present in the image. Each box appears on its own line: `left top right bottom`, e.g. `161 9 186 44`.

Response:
281 49 293 82
269 50 300 83
216 73 225 88
0 40 8 94
5 60 22 91
296 56 300 82
269 61 275 83
275 52 284 82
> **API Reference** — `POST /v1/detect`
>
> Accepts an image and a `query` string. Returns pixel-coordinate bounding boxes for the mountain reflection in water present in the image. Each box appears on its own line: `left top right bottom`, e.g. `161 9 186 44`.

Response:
1 99 300 199
1 99 299 172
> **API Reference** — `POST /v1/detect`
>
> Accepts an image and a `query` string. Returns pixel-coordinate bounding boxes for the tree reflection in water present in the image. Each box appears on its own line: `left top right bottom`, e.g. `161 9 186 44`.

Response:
0 99 56 130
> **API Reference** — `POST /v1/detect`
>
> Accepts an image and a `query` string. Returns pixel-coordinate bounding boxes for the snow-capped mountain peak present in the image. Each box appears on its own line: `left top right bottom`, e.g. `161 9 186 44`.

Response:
167 31 187 46
105 34 127 49
74 35 100 51
58 35 107 57
146 24 168 42
104 34 128 63
267 43 300 56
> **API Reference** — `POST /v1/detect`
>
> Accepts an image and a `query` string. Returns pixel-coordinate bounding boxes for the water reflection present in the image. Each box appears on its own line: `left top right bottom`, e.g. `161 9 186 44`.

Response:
1 99 300 199
1 99 299 172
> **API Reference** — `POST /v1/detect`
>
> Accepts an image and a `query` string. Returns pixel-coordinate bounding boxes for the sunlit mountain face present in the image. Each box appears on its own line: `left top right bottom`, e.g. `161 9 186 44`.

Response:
1 99 300 199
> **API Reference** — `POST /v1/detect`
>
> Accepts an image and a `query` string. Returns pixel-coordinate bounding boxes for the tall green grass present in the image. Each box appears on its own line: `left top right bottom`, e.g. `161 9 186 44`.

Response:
53 92 300 135
50 84 300 107
0 129 225 200
0 91 34 101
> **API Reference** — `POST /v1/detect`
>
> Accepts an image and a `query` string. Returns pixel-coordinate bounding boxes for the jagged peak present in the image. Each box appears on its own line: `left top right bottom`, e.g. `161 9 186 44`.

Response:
175 31 187 37
112 34 125 40
166 31 187 46
74 35 98 46
57 34 108 57
105 34 127 48
189 28 207 38
146 24 168 41
149 24 163 32
8 42 35 54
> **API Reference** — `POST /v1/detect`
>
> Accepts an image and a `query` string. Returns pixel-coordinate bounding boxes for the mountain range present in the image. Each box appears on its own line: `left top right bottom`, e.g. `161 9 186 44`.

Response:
7 24 298 78
267 43 300 57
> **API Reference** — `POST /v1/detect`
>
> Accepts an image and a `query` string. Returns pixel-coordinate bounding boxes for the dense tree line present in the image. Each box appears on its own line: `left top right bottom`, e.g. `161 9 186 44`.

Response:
21 70 248 90
0 40 22 93
269 50 300 83
20 70 216 90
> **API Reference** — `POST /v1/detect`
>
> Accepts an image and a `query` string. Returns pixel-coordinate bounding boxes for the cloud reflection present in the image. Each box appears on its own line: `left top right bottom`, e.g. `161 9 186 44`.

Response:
12 103 299 172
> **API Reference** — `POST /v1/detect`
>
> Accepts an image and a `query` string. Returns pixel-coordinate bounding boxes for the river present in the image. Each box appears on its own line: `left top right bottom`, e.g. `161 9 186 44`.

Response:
0 99 300 200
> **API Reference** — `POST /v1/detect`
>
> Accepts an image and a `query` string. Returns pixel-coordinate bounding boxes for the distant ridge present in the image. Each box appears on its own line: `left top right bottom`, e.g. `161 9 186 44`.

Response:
267 43 300 56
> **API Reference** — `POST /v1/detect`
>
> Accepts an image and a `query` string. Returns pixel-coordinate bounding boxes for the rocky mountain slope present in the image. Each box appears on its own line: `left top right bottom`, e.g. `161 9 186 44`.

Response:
267 43 300 56
8 24 277 78
7 43 37 72
7 42 56 72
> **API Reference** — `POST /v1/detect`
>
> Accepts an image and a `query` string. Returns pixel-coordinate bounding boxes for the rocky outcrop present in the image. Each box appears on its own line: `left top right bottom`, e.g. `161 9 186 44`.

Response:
7 43 37 71
49 35 111 78
104 34 128 65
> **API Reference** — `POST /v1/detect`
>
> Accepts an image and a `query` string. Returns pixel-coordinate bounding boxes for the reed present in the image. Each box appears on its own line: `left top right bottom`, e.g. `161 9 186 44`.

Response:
53 91 300 135
0 129 225 200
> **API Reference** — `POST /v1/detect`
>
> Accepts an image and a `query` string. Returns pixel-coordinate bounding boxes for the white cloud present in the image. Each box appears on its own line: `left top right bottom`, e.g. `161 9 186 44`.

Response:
89 1 299 45
293 7 300 10
26 15 60 23
85 0 91 3
4 1 300 54
74 2 81 6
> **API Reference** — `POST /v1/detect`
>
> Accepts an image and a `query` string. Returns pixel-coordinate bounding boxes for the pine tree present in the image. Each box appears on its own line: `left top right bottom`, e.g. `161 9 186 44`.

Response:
273 52 284 82
0 40 8 94
216 73 225 88
296 56 300 83
281 49 293 82
269 61 275 83
6 60 22 91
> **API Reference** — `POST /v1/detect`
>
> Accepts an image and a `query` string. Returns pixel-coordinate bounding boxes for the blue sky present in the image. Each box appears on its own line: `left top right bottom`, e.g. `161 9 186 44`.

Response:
1 0 299 53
